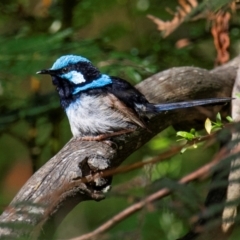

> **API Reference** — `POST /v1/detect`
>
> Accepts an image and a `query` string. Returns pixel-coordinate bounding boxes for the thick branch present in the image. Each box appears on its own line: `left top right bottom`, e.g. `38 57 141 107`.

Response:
0 55 239 239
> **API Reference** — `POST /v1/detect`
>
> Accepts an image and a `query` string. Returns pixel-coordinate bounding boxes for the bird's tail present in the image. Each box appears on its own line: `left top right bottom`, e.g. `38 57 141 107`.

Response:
153 97 232 111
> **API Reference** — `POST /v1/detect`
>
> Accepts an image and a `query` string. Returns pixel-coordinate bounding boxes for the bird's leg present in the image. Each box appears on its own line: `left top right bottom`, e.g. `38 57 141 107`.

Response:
77 129 135 141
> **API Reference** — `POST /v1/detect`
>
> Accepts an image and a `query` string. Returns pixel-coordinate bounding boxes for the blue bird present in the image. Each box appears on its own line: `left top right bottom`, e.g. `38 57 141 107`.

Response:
37 55 231 141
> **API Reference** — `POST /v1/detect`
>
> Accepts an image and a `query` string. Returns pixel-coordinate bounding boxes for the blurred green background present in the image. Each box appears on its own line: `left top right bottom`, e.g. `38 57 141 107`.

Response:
0 0 240 239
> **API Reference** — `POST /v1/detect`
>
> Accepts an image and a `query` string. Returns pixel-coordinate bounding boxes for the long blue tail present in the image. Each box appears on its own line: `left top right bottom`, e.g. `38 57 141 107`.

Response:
154 97 232 111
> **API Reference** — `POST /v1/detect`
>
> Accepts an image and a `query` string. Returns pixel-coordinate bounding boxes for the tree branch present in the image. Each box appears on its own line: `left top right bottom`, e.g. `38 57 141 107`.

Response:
0 55 239 239
69 133 229 240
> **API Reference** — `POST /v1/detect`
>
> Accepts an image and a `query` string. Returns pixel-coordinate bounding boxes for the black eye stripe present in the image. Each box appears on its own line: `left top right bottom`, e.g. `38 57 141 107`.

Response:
59 62 100 81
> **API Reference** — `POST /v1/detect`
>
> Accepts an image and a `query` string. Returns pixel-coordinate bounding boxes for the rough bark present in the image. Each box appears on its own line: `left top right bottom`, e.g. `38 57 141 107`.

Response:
0 55 239 239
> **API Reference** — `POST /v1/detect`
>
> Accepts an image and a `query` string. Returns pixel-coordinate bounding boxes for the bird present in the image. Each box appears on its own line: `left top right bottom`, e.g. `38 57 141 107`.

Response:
37 55 232 141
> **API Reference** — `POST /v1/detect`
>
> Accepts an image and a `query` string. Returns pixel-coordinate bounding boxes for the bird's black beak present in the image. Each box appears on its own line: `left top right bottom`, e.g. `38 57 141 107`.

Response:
36 69 58 75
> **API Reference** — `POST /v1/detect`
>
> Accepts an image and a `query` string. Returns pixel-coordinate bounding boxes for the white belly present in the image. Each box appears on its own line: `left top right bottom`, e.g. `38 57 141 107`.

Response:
65 94 135 137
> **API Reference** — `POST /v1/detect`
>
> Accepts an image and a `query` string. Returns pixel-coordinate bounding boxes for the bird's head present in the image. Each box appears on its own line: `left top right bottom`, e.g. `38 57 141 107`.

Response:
37 55 112 96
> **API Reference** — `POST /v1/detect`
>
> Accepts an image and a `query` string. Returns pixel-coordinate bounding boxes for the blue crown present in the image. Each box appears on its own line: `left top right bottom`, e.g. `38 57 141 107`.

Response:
51 55 90 70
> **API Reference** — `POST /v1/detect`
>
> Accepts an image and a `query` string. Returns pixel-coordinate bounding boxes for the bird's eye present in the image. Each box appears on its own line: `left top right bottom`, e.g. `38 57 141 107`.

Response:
62 67 68 73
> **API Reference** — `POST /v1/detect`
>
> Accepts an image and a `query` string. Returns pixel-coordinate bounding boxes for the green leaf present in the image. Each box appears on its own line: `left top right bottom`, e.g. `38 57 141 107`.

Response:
190 128 196 135
226 116 233 122
176 131 195 140
181 147 187 153
216 112 221 123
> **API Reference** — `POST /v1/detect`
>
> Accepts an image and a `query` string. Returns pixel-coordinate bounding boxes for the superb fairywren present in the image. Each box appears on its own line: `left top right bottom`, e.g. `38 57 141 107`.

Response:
37 55 231 141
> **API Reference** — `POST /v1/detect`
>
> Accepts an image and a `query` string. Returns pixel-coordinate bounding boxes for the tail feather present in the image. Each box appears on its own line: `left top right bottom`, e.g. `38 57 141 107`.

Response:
154 97 232 111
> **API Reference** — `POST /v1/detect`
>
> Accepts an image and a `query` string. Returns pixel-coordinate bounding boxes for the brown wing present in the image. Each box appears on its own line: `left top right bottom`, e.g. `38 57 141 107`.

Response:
107 93 147 129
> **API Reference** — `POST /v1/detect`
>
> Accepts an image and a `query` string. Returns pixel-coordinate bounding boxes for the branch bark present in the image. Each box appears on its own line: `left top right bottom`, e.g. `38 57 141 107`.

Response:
0 55 239 239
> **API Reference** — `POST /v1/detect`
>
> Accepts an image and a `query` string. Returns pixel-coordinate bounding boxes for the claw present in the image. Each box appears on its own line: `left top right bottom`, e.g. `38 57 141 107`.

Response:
76 129 135 142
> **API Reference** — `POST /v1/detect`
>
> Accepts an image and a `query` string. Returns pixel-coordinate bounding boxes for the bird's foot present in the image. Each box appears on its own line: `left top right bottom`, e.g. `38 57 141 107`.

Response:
76 129 135 142
103 140 118 149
